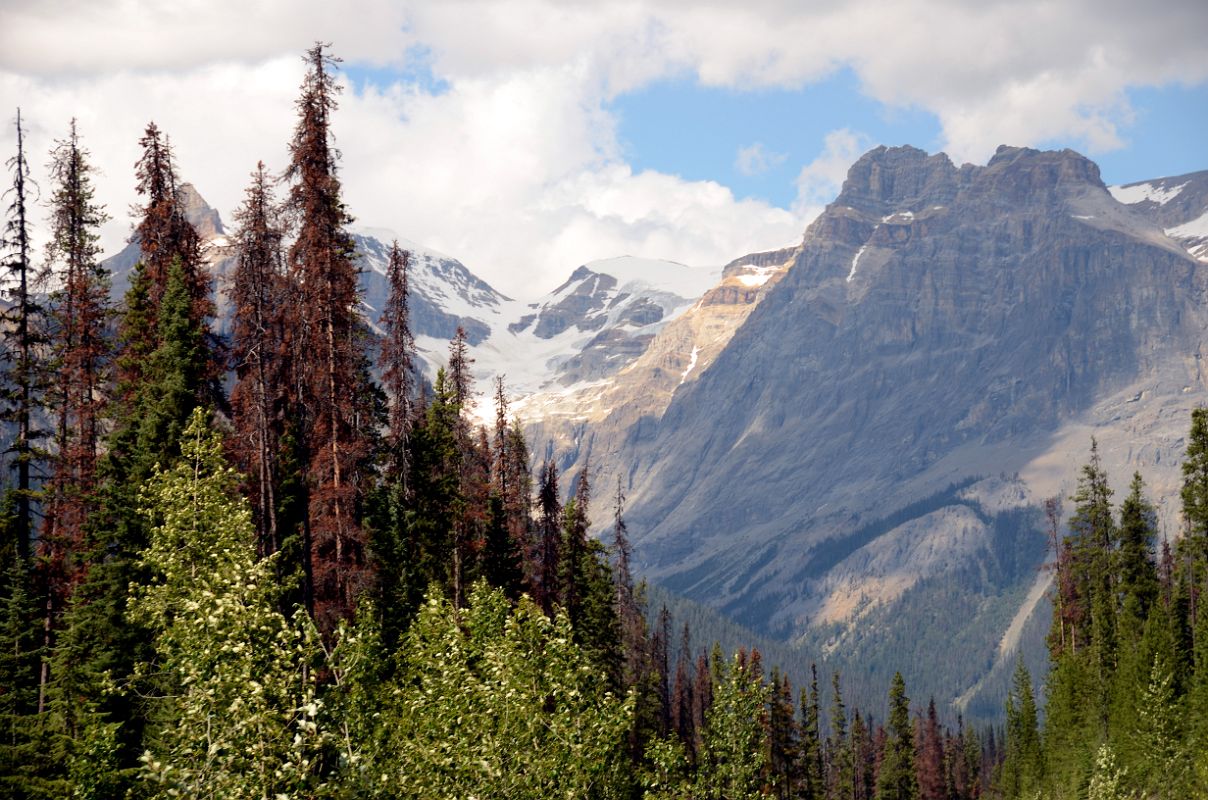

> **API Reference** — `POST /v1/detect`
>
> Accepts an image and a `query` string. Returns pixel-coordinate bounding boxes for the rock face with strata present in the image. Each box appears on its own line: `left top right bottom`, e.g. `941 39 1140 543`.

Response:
591 145 1207 711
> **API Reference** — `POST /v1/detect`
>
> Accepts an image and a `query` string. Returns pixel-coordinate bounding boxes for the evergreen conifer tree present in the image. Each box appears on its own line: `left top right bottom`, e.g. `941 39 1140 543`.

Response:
2 109 46 562
1000 659 1042 797
916 699 946 800
692 650 770 800
53 258 212 793
1118 472 1159 617
799 664 824 800
39 120 111 647
767 668 801 799
285 43 378 630
851 709 875 800
379 241 415 498
0 552 63 798
876 672 918 800
536 459 561 614
122 122 212 390
228 161 288 557
829 672 854 800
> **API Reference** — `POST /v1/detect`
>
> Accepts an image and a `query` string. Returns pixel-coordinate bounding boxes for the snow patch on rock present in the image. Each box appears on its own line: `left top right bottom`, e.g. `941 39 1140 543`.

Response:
846 245 868 283
1109 181 1188 206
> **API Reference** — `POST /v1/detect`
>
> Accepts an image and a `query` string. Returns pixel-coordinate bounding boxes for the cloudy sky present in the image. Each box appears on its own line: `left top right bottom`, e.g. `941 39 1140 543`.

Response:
2 0 1207 299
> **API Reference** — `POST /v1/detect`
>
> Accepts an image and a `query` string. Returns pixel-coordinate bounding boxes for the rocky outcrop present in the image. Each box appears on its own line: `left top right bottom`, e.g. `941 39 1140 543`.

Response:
613 144 1205 667
177 183 223 239
521 250 793 478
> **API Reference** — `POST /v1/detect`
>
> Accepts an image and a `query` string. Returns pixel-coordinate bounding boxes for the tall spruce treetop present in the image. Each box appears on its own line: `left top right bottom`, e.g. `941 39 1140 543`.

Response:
876 672 918 800
2 109 47 560
40 120 112 637
1117 471 1159 618
130 122 209 337
448 325 473 411
536 459 561 614
1182 407 1208 538
1001 659 1043 797
1180 407 1208 594
1067 438 1117 659
286 43 376 630
379 241 415 477
228 162 288 556
1071 438 1115 552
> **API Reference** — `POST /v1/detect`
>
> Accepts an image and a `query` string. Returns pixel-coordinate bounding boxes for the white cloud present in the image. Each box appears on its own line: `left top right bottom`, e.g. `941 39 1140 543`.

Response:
0 55 801 298
793 129 871 220
735 142 787 177
1 0 1205 296
0 1 413 74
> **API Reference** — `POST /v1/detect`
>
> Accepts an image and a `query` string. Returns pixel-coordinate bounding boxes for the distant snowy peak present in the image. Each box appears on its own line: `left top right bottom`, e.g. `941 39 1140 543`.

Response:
511 256 721 340
350 228 511 346
1109 169 1208 262
576 256 721 299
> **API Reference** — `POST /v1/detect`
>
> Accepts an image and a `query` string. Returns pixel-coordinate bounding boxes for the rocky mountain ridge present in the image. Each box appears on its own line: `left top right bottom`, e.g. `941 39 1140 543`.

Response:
546 144 1208 714
101 187 726 410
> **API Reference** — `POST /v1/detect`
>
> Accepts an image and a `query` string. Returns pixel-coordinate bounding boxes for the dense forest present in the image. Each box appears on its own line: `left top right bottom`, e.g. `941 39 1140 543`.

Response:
0 44 1206 799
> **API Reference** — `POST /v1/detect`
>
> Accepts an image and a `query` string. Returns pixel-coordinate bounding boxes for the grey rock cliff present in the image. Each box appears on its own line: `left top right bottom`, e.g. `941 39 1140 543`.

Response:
615 145 1205 681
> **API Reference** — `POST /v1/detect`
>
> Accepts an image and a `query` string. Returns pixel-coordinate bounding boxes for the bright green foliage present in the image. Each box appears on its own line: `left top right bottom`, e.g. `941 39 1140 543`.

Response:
64 708 122 800
362 583 633 799
876 672 918 800
313 601 388 796
1133 654 1187 798
642 734 693 800
691 651 771 799
49 259 216 790
130 408 323 799
1086 744 1130 800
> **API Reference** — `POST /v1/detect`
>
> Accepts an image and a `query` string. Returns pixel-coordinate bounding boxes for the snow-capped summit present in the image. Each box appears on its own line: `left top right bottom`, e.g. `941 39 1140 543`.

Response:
351 228 510 346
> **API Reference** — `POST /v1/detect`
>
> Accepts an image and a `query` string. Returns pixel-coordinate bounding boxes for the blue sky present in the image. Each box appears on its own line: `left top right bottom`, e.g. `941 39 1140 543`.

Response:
1084 82 1208 185
5 1 1208 296
342 56 1208 214
607 74 1208 210
606 69 943 209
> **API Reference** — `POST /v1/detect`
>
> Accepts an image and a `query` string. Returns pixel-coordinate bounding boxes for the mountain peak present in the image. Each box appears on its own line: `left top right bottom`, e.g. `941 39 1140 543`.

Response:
984 144 1105 191
177 182 224 239
833 145 958 213
833 144 1108 217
